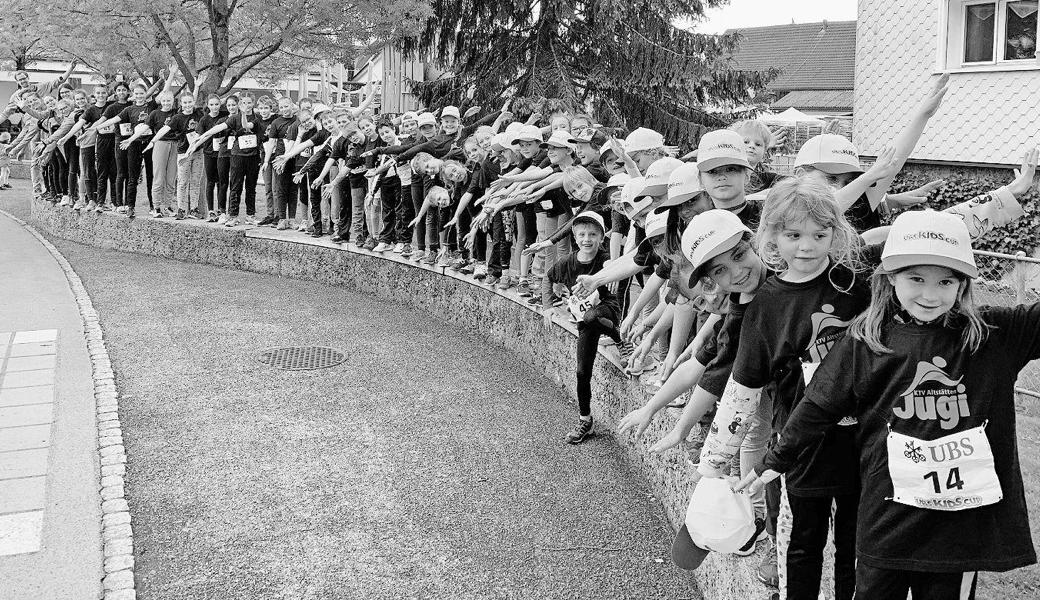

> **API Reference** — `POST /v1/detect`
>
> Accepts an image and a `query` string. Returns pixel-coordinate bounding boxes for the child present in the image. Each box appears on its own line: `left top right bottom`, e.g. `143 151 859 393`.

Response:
729 120 782 194
542 211 623 444
0 132 11 190
738 181 1040 598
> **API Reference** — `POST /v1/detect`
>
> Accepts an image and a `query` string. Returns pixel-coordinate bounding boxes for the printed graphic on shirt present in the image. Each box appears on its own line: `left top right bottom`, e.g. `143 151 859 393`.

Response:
892 356 970 431
802 303 857 425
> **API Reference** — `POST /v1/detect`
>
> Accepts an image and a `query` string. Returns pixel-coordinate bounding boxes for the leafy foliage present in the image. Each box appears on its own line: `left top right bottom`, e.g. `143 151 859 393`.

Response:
400 0 778 147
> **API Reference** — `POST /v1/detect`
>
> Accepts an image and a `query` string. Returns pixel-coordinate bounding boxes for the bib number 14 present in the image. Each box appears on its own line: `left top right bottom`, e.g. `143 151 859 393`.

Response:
922 467 965 494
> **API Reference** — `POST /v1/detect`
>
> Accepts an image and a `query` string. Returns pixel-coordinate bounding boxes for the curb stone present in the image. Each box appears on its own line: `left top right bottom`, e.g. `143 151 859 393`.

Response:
0 208 139 600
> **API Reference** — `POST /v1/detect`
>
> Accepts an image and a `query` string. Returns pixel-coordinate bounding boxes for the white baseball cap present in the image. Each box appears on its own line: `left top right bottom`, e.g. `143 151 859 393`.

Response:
491 132 516 150
540 130 577 150
681 209 752 273
696 130 752 172
511 124 543 144
644 206 670 238
441 106 461 119
505 121 525 133
616 177 653 218
794 134 863 174
665 162 703 207
416 113 437 128
684 477 760 554
881 210 977 278
572 210 606 234
605 173 631 190
401 111 418 122
624 127 665 153
636 157 684 197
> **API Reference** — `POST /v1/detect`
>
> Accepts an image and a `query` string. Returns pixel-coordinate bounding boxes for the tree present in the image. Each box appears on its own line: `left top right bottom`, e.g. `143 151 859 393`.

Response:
400 0 777 146
7 0 431 96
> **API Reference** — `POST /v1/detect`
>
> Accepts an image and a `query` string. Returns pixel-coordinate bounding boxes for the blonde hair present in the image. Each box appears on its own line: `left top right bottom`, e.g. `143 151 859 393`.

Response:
730 120 773 146
156 90 175 104
441 159 469 183
851 267 992 354
561 165 597 195
757 177 862 284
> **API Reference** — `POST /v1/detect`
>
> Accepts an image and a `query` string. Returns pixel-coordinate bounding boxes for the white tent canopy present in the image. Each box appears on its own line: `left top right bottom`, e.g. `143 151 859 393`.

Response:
757 107 825 124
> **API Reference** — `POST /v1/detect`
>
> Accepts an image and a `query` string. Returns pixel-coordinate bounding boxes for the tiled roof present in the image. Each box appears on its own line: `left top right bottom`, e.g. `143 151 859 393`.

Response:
771 89 855 112
727 20 857 92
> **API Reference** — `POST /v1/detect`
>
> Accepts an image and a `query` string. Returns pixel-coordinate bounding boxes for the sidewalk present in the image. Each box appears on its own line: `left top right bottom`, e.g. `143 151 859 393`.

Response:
0 211 102 599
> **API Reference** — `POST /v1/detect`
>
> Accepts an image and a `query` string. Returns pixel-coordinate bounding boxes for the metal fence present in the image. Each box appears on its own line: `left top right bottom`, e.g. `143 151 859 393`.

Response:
973 249 1040 400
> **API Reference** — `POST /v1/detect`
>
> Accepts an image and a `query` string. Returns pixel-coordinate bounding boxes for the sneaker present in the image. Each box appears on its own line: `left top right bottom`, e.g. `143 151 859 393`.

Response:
436 249 452 267
363 238 378 251
188 208 201 219
224 217 239 227
275 219 289 230
461 261 479 275
175 209 186 220
736 526 769 557
73 200 86 211
450 256 467 270
243 216 257 225
297 221 309 232
564 417 595 444
101 203 114 212
310 228 324 238
526 295 542 306
372 242 390 252
485 275 501 286
517 279 533 297
93 203 104 214
400 243 413 256
392 242 405 254
257 215 276 226
216 213 228 224
331 234 348 244
151 209 162 218
626 355 657 377
116 206 129 215
422 251 439 266
756 542 779 588
126 207 135 219
59 195 71 206
86 201 98 212
496 276 514 291
617 341 636 361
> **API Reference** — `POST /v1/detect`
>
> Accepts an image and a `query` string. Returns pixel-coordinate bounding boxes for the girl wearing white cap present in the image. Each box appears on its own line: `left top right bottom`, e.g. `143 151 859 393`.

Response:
696 150 1036 600
737 180 1040 598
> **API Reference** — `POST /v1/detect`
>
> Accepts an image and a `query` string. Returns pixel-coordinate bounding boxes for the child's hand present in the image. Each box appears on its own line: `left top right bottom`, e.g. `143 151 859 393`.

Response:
863 145 899 183
733 468 780 495
649 427 690 454
542 308 554 331
769 127 788 149
463 106 481 119
886 180 944 208
522 240 551 256
1009 146 1039 197
917 73 950 119
617 406 656 440
573 274 599 296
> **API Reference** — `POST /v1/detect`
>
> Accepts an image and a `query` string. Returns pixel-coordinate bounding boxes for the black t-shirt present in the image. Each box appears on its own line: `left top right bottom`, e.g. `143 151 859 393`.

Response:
747 168 782 195
82 104 106 136
586 161 610 183
100 100 130 139
733 248 881 496
225 112 265 157
146 108 178 142
768 303 1040 573
197 111 229 156
535 164 568 217
116 101 158 142
255 115 276 158
547 249 619 313
466 157 500 196
846 193 882 233
265 116 298 157
168 109 204 154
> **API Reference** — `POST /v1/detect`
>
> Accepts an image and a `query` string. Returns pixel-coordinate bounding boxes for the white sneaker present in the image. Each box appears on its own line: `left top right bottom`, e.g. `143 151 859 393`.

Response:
217 214 228 224
275 219 289 230
59 196 71 206
225 217 239 227
392 242 405 254
150 209 162 218
372 242 390 252
116 206 129 215
296 222 308 232
72 200 86 210
86 201 98 211
244 216 257 225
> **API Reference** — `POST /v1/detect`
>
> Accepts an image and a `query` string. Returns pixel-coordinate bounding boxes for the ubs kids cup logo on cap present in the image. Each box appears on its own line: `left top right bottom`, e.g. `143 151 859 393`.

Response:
665 162 702 207
794 134 863 174
881 210 978 278
696 130 752 172
681 209 751 270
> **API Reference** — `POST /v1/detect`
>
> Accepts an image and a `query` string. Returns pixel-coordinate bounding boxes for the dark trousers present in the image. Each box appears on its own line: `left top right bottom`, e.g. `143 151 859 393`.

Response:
397 177 415 244
65 142 79 199
217 155 232 213
46 152 67 196
80 145 97 203
228 154 260 217
766 477 780 537
95 137 116 205
575 304 622 416
410 177 425 250
272 165 294 219
378 175 401 244
125 142 146 209
335 179 352 236
203 154 219 213
787 492 857 600
488 212 510 277
855 564 977 600
143 148 153 207
113 144 128 206
522 204 537 245
296 171 321 226
456 202 485 261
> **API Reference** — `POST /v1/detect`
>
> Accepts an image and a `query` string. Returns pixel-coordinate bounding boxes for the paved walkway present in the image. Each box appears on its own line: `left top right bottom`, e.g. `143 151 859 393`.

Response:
0 210 102 599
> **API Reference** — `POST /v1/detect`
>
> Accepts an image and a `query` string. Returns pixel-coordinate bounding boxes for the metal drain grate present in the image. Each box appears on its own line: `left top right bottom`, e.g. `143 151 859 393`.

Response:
258 346 346 370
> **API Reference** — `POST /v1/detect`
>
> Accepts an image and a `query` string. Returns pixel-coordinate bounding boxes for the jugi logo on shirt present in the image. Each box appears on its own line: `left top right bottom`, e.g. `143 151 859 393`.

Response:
803 303 852 364
892 356 970 430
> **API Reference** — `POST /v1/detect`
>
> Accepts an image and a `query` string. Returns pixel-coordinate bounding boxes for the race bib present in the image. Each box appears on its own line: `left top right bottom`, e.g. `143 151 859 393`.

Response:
540 199 554 210
212 138 221 151
119 123 133 137
800 361 820 386
238 134 257 149
227 136 235 150
99 124 114 135
567 291 600 323
887 424 1002 511
186 132 200 145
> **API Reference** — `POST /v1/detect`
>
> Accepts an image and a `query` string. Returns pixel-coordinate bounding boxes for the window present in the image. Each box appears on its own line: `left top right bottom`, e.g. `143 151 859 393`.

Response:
941 0 1039 69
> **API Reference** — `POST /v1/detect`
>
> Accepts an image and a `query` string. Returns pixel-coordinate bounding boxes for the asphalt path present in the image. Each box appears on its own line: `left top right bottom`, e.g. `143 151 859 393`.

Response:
47 232 699 599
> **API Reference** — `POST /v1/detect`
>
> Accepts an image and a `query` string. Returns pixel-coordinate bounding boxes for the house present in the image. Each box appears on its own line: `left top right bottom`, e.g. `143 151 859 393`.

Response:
855 0 1039 167
347 46 429 115
728 20 857 116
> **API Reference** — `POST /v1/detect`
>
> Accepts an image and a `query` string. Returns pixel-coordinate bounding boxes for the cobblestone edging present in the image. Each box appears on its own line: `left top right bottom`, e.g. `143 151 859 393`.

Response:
30 199 778 600
1 208 137 600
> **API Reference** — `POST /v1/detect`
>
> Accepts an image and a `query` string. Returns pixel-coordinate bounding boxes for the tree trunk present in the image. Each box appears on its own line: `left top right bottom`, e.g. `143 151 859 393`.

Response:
200 0 231 96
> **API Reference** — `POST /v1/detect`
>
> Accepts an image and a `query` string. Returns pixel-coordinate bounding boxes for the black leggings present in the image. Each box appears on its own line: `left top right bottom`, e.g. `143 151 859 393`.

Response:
218 155 233 213
488 212 510 277
47 151 68 196
80 145 97 204
854 563 977 600
143 148 154 207
125 141 147 210
575 304 622 416
203 153 227 214
296 170 321 225
228 154 260 217
786 492 857 600
95 137 116 205
410 178 425 250
114 144 129 206
378 175 401 244
65 141 79 200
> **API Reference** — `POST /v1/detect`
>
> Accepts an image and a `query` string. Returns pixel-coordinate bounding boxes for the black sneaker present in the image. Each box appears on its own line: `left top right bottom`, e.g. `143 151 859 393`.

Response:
617 341 635 361
564 418 594 444
330 234 348 243
257 215 276 226
127 207 135 219
175 209 186 220
310 228 324 238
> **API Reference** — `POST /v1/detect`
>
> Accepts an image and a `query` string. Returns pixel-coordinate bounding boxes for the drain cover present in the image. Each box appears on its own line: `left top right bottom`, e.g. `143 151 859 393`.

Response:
258 346 346 370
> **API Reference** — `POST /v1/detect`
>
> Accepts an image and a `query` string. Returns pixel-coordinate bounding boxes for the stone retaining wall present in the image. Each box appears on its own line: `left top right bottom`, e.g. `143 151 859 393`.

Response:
30 198 769 600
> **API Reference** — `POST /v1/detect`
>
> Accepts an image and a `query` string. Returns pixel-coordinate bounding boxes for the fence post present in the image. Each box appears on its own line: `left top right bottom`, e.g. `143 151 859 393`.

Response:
1015 251 1028 305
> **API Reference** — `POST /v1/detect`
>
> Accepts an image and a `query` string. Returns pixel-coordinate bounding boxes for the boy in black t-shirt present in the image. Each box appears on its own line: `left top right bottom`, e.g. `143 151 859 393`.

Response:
543 211 623 445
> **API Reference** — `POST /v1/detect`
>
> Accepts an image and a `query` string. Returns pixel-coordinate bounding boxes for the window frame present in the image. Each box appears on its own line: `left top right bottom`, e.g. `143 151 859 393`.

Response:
937 0 1040 72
